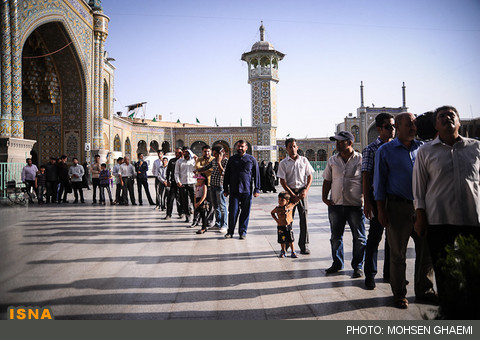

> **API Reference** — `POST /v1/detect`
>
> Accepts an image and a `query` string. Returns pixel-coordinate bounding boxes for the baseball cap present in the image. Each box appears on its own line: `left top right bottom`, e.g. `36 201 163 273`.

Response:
329 131 354 142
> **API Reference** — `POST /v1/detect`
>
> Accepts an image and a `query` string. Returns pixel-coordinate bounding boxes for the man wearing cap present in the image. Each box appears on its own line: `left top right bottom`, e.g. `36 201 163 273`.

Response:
374 112 435 309
322 131 366 278
277 137 315 254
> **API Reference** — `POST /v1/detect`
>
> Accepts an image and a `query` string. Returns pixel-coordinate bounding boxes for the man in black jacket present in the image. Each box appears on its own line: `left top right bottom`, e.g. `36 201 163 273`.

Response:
164 148 183 219
135 153 155 206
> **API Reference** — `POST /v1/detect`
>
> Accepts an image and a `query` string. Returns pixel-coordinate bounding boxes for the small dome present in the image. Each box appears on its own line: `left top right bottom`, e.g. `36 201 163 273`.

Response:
251 40 275 51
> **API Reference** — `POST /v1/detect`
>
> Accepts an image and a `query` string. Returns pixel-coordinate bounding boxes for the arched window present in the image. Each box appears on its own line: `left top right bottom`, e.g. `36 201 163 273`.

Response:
297 149 305 156
305 149 316 161
176 139 184 149
125 138 131 158
278 147 286 160
162 141 171 153
351 125 360 143
137 140 148 155
103 80 109 119
150 140 159 153
317 149 327 161
114 134 121 152
212 140 231 156
191 141 207 156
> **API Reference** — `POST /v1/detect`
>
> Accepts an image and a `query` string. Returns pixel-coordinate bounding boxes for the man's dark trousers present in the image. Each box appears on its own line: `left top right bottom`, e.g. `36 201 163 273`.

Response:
227 193 252 236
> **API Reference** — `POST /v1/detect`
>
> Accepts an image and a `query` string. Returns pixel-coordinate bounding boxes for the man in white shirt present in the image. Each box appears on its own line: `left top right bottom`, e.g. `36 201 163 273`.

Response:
21 158 38 204
322 131 366 278
119 156 136 205
112 157 124 204
152 150 164 209
413 105 480 310
175 147 197 222
277 138 315 254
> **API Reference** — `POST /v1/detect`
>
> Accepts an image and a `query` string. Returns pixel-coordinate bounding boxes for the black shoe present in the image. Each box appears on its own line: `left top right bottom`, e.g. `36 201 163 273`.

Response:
415 291 438 305
185 217 190 223
365 276 376 290
81 201 85 203
164 215 171 220
325 266 341 274
352 269 364 278
92 201 97 205
73 200 78 204
132 203 137 206
239 233 246 240
300 248 311 255
139 202 143 206
224 234 233 239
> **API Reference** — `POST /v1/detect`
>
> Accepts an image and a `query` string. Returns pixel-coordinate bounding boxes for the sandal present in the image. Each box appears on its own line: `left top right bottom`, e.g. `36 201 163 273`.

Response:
394 298 409 309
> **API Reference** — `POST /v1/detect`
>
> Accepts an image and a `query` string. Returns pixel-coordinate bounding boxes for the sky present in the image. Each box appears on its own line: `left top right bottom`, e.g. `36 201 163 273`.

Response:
102 0 480 138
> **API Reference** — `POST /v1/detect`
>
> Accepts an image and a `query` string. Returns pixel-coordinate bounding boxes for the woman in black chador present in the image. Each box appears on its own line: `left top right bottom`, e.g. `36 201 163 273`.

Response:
264 162 277 193
259 160 267 193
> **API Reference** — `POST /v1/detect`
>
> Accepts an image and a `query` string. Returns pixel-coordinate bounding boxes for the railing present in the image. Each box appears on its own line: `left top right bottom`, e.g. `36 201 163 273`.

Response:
309 161 327 186
0 163 25 198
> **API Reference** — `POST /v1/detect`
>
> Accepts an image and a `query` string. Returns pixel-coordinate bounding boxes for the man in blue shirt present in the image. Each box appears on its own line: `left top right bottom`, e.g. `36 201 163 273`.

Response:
374 112 435 309
223 140 261 239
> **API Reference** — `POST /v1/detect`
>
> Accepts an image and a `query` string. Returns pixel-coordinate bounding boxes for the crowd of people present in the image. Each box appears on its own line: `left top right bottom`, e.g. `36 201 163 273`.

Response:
19 105 480 312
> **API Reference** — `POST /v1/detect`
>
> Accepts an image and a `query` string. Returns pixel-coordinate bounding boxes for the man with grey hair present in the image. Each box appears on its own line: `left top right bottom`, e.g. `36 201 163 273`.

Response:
374 112 435 309
413 105 480 310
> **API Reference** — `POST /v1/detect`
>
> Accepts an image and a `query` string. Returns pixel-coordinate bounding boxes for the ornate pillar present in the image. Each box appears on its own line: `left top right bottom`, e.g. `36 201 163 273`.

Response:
9 0 22 137
0 0 12 137
92 11 109 157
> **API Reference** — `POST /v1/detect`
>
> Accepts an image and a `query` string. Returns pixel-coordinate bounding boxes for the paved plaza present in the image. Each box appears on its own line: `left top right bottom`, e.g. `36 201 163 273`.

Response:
0 183 438 320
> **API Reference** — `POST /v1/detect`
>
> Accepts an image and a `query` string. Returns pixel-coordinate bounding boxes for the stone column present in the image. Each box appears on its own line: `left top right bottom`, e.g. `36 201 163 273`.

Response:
0 0 12 138
9 0 22 137
92 11 109 160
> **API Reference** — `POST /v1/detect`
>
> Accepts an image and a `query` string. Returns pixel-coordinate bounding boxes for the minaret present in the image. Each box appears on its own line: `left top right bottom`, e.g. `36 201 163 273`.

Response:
402 82 407 109
360 81 365 108
241 22 285 162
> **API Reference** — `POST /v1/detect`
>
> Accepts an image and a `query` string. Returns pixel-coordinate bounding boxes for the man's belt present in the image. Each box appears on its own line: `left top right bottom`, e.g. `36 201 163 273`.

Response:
387 193 413 204
290 187 306 194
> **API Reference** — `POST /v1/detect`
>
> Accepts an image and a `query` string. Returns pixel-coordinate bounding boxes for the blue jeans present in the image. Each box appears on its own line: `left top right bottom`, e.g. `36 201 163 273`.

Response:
328 205 366 270
228 193 252 236
211 186 227 228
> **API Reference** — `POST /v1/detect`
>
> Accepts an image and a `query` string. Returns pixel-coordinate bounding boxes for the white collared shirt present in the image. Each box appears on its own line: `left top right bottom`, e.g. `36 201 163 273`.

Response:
175 158 196 185
119 163 135 177
323 152 363 206
413 135 480 226
277 155 314 189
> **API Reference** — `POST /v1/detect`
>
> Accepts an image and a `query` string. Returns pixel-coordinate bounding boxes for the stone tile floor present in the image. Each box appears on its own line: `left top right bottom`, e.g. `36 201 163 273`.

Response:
0 183 438 320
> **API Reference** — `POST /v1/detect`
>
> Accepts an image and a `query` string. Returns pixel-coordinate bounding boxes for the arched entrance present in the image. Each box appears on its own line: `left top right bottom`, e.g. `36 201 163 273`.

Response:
22 22 86 165
137 140 148 155
191 141 207 156
212 140 231 156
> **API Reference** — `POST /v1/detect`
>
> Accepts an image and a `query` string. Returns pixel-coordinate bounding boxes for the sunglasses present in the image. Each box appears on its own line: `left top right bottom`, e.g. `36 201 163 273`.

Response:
382 124 395 130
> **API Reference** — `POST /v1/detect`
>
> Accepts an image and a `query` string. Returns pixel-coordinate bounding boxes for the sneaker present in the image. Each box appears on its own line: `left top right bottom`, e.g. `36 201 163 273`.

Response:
279 250 285 258
291 251 298 258
365 276 376 290
352 269 364 278
218 227 228 234
224 234 233 239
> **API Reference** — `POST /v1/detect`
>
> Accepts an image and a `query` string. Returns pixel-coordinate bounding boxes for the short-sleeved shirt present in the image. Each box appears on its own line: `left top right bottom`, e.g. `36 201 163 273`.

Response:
277 155 315 190
374 138 423 201
323 152 363 206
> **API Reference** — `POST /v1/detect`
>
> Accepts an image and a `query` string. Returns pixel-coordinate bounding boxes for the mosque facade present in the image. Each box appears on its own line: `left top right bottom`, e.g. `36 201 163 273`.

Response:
1 1 477 167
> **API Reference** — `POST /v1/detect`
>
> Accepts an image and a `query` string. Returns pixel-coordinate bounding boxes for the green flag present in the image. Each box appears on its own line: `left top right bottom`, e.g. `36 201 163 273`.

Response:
196 117 200 124
215 118 219 127
286 133 290 137
240 118 243 127
128 112 135 119
176 119 181 123
152 117 157 122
